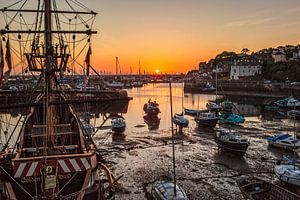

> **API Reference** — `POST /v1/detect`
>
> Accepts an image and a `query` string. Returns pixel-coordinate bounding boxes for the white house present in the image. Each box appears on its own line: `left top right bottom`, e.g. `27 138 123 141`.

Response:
272 51 286 63
230 59 262 80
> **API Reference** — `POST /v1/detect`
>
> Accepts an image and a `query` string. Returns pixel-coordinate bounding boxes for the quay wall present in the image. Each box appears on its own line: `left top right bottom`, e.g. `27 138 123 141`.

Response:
184 80 300 98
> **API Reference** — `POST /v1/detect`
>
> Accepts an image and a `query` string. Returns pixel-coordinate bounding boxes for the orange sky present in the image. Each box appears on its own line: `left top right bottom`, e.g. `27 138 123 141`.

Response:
2 0 300 74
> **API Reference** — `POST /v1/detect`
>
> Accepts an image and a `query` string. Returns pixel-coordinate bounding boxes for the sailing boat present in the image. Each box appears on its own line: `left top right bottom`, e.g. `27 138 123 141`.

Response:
274 105 300 187
206 65 222 112
172 82 189 128
151 82 188 200
0 1 117 199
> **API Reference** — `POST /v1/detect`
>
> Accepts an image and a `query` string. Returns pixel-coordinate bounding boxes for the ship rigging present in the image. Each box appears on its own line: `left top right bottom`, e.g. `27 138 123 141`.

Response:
0 0 118 199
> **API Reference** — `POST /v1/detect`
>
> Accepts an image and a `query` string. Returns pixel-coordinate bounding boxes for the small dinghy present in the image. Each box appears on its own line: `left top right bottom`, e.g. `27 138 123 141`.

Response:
151 180 188 200
144 99 160 116
219 113 245 125
173 114 189 127
111 117 126 133
206 102 222 112
274 96 300 109
215 129 250 154
275 164 300 187
237 177 300 200
195 112 219 127
267 133 300 150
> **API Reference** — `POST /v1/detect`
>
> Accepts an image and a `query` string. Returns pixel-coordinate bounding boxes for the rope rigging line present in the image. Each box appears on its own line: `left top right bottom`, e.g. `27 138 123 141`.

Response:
64 0 90 28
4 0 28 29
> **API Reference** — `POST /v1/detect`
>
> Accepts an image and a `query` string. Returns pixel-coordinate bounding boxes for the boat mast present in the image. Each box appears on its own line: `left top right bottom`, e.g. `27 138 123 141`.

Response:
169 82 177 196
44 0 54 152
215 64 218 100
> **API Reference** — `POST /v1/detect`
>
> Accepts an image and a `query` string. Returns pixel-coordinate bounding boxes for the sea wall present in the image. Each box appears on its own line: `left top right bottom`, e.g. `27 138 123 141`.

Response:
184 80 300 98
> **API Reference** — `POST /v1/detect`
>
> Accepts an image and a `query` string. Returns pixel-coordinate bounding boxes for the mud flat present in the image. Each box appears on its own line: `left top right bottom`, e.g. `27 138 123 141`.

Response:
95 120 300 200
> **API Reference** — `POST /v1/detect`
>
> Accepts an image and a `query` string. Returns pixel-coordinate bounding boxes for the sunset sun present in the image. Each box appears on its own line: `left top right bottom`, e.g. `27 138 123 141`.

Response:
155 69 160 74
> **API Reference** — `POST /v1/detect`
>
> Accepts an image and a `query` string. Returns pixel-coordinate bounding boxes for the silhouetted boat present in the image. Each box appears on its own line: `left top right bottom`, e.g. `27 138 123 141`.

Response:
143 99 160 116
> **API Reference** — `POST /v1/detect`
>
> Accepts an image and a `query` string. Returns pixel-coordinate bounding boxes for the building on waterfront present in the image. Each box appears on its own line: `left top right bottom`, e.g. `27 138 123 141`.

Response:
272 51 286 63
230 58 262 80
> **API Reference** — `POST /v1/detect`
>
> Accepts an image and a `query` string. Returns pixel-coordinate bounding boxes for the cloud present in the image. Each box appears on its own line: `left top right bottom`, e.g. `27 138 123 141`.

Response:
225 17 275 27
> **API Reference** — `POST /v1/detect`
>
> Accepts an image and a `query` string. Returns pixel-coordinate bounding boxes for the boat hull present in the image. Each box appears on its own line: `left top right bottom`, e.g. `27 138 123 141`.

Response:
112 126 126 133
195 118 218 127
215 137 249 154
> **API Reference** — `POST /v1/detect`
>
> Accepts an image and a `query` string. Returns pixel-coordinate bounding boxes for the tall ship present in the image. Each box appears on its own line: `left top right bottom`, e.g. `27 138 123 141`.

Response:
0 0 117 199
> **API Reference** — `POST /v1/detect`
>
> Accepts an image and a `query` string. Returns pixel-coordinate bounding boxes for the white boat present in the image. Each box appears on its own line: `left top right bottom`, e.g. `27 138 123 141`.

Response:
274 96 300 108
105 81 124 88
267 134 300 150
287 110 300 120
275 164 300 187
152 180 188 200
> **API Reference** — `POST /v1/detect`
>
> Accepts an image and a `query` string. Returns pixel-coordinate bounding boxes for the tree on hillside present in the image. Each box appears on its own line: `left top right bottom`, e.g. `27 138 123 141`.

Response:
241 48 250 55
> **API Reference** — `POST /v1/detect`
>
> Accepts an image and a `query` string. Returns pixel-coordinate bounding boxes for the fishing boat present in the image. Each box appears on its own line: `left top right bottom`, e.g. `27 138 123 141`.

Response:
173 114 189 128
221 100 234 112
219 113 245 125
215 129 250 154
172 83 189 128
111 116 126 133
184 108 208 116
206 102 222 112
287 110 300 120
274 96 300 109
0 1 118 199
143 99 160 116
151 82 188 200
237 177 300 200
195 112 219 127
267 134 300 150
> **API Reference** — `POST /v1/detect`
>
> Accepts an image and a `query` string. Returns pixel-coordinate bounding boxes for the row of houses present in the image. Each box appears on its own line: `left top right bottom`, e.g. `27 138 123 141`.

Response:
197 45 300 80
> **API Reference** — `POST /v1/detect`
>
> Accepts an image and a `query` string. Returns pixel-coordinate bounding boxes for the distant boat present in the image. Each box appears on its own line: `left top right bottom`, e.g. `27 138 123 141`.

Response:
105 81 124 89
215 129 249 154
287 110 300 120
274 96 300 109
221 100 234 112
143 99 160 116
151 180 188 200
111 116 126 133
237 177 300 200
206 102 222 112
184 108 208 116
173 113 189 127
132 81 143 87
267 133 300 150
219 113 245 125
195 112 219 127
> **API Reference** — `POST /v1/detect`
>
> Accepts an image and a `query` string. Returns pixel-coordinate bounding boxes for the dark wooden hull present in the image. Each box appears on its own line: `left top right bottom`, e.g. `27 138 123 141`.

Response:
215 137 249 154
195 118 218 127
237 178 300 200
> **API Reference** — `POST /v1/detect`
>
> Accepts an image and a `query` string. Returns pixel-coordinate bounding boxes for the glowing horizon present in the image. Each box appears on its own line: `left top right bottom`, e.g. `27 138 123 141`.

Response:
1 0 300 74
